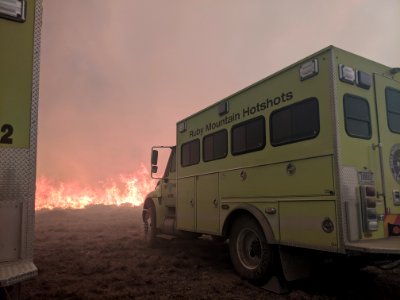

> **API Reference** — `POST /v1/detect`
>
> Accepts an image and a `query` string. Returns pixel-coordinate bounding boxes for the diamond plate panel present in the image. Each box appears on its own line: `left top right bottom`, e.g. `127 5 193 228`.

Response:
0 261 38 287
341 166 362 241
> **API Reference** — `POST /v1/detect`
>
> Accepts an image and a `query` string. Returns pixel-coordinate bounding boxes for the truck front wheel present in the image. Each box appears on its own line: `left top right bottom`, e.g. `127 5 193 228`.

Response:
229 216 273 282
142 201 158 247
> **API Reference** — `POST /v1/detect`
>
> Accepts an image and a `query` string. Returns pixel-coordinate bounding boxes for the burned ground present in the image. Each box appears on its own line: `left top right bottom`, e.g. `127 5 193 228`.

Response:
22 206 400 299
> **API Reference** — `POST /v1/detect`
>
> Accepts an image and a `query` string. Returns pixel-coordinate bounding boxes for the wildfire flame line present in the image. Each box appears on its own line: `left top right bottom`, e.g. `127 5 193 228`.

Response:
35 164 155 210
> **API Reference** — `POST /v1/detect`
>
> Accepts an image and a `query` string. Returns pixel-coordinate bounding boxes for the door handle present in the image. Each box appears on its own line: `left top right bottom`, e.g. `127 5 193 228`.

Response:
286 162 296 175
372 142 387 201
372 143 382 150
213 198 218 208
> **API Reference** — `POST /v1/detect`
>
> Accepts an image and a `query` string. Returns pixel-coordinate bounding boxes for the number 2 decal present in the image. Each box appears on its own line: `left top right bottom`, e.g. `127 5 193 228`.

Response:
0 124 13 144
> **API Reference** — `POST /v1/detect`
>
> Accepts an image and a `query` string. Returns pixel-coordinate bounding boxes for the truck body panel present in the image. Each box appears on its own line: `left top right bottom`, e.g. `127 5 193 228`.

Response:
0 0 42 287
147 46 400 264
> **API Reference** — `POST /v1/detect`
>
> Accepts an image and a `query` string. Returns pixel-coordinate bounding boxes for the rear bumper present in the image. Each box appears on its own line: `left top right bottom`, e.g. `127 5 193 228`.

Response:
345 236 400 254
0 260 37 287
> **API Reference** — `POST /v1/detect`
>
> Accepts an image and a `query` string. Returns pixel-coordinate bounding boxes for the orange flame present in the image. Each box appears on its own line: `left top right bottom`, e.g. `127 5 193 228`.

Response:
35 164 155 210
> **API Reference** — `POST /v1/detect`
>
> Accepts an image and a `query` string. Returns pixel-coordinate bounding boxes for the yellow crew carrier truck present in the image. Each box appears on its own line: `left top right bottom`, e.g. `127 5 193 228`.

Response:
0 0 42 298
143 46 400 289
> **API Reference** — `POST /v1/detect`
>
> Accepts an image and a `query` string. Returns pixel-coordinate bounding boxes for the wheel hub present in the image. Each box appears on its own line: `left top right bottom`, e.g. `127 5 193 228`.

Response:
237 229 262 269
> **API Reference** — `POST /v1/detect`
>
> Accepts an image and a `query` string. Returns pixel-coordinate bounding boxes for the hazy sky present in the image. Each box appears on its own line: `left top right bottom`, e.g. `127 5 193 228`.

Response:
38 0 400 185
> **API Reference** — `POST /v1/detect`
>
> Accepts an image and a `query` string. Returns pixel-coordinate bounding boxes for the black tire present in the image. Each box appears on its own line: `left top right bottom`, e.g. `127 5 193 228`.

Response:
229 216 273 282
143 201 158 247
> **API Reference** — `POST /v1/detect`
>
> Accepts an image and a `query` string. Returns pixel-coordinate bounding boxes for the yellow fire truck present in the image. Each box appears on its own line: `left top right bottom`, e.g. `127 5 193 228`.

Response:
143 46 400 289
0 0 42 298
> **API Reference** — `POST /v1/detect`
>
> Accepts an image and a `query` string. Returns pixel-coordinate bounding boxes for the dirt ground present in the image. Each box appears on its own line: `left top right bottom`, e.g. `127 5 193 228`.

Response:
21 205 400 300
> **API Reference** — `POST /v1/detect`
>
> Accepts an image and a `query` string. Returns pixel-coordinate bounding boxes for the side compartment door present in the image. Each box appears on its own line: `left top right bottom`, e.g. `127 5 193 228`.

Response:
374 74 400 216
196 173 219 234
176 177 196 231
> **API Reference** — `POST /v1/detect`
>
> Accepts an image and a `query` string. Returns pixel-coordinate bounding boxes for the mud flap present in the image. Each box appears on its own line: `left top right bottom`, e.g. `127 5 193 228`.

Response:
279 246 313 281
260 275 289 294
142 209 149 234
261 246 314 294
0 283 21 300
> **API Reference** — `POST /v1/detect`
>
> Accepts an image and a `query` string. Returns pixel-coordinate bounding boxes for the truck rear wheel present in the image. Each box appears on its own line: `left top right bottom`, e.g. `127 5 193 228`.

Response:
229 216 273 282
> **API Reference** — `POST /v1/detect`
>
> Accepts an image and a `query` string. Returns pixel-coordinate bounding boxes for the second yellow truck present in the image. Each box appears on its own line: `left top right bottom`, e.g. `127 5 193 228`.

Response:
144 46 400 290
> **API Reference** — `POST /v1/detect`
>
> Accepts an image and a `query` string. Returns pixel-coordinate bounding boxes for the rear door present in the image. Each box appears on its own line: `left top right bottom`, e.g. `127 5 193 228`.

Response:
374 74 400 222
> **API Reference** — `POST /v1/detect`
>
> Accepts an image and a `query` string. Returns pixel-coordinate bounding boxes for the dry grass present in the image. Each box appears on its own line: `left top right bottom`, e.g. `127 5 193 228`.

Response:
21 205 400 299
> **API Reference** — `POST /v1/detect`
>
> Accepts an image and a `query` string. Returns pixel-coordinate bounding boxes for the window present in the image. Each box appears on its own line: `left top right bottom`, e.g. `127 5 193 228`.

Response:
270 98 319 146
170 148 176 172
386 88 400 134
343 94 371 139
232 116 265 155
181 139 200 167
203 130 228 162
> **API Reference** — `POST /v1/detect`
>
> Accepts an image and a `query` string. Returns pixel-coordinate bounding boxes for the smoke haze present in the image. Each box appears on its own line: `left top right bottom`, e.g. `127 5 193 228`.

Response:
38 0 400 186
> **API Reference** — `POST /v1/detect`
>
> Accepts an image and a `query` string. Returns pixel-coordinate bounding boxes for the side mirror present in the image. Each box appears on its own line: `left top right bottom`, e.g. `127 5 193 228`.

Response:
151 149 158 166
151 165 158 174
